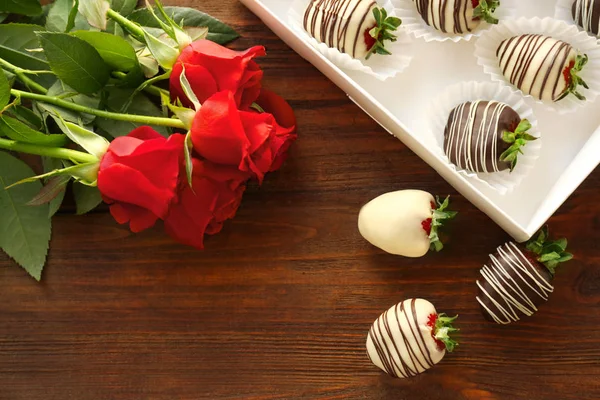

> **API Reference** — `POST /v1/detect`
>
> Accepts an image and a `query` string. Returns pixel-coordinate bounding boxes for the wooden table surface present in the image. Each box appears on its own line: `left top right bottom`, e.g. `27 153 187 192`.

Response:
2 1 600 399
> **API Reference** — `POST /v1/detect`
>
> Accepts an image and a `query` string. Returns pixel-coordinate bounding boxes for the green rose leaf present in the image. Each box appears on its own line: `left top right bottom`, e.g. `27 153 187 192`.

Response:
46 0 89 33
0 69 10 110
36 80 100 126
0 24 55 91
0 0 43 16
0 115 68 147
96 87 170 137
27 174 70 207
128 6 239 45
71 31 138 71
77 0 110 30
111 0 137 16
43 157 67 217
53 116 109 159
37 32 110 95
0 151 51 281
73 182 102 215
7 105 43 130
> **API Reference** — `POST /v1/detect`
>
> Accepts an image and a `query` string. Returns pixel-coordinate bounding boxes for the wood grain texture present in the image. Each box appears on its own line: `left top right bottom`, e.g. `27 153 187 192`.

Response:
2 1 600 399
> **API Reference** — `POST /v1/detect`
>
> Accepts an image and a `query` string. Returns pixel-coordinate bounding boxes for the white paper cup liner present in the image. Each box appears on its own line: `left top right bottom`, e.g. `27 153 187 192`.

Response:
475 17 600 114
392 0 515 42
288 0 412 81
555 0 600 38
428 81 542 195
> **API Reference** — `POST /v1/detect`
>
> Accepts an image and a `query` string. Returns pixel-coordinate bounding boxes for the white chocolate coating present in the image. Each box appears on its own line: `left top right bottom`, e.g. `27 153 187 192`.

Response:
413 0 479 34
303 0 377 59
358 190 434 257
366 298 445 378
497 34 576 102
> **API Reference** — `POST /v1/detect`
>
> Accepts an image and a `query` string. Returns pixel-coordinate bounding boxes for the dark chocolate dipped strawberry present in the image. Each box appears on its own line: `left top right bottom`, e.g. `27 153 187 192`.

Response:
497 34 589 102
444 100 536 173
476 226 573 325
572 0 600 36
413 0 500 34
303 0 401 59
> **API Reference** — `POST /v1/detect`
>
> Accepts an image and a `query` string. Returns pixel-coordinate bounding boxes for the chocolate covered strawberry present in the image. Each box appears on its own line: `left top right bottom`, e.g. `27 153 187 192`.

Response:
358 190 457 257
303 0 401 59
444 100 537 173
497 34 589 102
413 0 500 34
572 0 600 36
476 226 573 325
366 298 458 378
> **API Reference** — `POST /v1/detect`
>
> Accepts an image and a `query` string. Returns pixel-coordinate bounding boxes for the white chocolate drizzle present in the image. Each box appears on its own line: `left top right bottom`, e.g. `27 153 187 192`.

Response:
476 242 554 325
572 0 600 36
444 100 507 173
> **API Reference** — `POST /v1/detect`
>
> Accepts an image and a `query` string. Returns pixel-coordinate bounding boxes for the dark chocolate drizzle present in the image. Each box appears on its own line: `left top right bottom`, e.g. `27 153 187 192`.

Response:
414 0 476 34
303 0 376 58
443 100 519 173
572 0 600 36
367 299 436 378
497 34 574 102
476 242 554 325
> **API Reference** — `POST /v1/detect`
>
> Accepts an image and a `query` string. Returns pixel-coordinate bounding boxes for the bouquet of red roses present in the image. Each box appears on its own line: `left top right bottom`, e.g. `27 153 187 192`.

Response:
0 0 296 280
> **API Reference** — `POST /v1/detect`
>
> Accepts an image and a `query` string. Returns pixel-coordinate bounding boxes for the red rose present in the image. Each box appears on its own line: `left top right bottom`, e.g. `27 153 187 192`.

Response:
97 127 185 233
164 158 246 249
170 40 266 110
190 90 296 183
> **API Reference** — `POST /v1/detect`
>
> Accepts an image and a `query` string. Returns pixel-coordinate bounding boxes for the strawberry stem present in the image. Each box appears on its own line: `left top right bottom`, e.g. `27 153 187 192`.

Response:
525 226 573 276
473 0 500 24
434 313 459 352
364 8 401 60
557 54 589 102
499 119 537 172
429 196 458 252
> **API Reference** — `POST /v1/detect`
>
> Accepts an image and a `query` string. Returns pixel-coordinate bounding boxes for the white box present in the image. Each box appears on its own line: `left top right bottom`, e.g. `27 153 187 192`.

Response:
239 0 600 242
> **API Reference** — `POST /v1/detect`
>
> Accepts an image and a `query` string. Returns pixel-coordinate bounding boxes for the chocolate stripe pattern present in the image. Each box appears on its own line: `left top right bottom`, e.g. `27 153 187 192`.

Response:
572 0 600 36
303 0 377 58
444 100 514 173
367 299 437 378
476 242 554 325
497 34 576 102
413 0 479 34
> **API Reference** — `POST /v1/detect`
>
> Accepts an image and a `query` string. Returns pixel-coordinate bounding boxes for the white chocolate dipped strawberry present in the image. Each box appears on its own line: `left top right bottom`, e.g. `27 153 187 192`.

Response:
303 0 401 59
366 298 458 378
357 190 457 257
497 34 589 102
414 0 500 34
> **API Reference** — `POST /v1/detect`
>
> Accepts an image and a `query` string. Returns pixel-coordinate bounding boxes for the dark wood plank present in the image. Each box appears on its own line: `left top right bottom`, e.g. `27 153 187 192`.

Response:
1 1 600 399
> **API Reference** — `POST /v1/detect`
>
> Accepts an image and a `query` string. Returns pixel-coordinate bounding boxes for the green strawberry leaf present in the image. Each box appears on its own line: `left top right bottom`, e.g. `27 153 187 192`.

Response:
0 151 51 281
